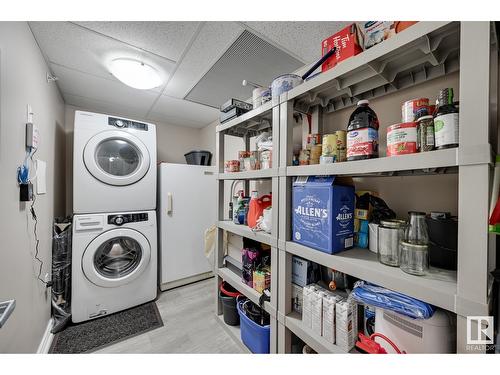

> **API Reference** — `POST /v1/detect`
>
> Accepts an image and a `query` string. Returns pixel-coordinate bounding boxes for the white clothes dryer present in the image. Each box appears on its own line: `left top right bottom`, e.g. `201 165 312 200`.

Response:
73 111 156 214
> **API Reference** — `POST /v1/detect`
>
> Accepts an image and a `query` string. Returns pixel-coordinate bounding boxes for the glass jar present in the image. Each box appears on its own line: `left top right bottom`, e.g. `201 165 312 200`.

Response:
405 211 429 244
417 115 435 152
399 211 429 276
400 242 429 276
377 219 407 267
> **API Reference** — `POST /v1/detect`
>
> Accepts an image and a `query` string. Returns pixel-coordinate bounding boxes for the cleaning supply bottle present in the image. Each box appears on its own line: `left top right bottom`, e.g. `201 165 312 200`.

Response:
247 191 272 229
233 190 245 224
347 100 379 161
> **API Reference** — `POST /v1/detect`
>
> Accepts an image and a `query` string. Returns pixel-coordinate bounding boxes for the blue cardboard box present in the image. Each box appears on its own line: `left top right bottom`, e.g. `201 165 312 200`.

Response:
292 176 355 254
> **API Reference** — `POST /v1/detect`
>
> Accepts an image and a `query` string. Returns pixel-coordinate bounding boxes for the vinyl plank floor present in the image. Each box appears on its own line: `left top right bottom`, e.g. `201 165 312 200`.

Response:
94 278 245 354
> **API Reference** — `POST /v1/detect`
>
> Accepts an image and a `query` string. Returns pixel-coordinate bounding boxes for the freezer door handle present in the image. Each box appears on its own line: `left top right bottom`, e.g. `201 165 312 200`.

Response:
167 192 173 214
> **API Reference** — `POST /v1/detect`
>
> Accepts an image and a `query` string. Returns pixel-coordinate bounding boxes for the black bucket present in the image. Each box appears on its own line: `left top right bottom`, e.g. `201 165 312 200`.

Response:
219 282 241 326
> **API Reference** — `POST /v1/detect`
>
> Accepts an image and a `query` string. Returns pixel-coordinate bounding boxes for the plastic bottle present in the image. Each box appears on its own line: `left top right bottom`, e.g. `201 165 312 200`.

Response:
434 88 459 149
347 100 380 161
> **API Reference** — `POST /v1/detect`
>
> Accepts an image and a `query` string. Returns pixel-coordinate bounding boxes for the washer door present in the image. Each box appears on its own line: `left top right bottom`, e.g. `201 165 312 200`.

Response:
83 130 150 186
82 228 151 288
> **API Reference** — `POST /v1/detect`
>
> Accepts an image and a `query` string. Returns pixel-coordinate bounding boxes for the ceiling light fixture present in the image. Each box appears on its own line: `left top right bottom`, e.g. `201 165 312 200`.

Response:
109 58 163 90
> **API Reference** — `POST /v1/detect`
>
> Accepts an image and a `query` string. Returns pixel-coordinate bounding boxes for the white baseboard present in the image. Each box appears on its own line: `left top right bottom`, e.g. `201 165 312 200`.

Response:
160 272 213 291
37 318 54 354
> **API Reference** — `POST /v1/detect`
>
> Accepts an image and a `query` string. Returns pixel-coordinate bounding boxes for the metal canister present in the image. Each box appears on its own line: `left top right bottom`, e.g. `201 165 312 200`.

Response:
322 134 337 157
402 98 429 122
335 130 347 162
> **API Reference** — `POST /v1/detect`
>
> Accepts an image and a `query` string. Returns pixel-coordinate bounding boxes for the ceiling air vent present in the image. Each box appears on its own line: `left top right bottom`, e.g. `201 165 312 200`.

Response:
185 30 304 108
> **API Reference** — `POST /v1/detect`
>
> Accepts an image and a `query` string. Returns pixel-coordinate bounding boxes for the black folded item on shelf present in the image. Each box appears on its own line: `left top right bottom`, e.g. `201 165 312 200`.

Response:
220 107 249 123
220 98 253 113
369 195 396 223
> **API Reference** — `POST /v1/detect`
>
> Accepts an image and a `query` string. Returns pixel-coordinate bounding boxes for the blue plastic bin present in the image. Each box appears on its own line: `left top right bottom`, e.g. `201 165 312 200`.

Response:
237 298 270 354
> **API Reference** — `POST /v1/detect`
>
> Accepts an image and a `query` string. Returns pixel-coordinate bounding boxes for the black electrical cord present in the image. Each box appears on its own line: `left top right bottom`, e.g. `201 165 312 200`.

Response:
28 147 51 287
30 193 46 285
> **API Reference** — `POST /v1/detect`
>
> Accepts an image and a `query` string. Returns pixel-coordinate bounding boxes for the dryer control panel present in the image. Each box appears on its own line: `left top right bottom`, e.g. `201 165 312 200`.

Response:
108 213 148 226
108 116 148 131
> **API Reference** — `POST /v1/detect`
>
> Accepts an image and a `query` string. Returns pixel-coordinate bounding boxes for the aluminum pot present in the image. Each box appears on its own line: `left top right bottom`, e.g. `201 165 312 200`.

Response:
271 74 303 97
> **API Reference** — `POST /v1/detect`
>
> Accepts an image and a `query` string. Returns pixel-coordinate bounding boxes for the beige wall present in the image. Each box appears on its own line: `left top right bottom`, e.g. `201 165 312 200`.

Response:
0 22 66 353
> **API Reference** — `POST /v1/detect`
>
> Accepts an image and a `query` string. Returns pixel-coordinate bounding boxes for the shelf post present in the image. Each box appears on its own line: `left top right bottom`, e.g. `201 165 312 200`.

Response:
457 21 496 352
215 130 225 316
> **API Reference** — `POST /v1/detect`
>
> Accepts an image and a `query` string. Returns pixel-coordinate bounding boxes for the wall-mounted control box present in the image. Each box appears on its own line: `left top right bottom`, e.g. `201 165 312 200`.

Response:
26 122 40 150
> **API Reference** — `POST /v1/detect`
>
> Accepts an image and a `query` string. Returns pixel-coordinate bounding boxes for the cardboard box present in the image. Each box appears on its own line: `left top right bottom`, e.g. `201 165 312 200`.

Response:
336 299 358 352
321 23 364 73
292 176 355 254
322 294 341 344
361 21 396 50
252 269 270 293
292 256 320 287
291 283 303 314
302 285 318 329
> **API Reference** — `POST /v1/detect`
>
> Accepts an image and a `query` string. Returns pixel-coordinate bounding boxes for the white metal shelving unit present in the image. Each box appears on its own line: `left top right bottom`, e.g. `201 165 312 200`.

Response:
276 21 498 354
215 21 498 354
215 98 280 353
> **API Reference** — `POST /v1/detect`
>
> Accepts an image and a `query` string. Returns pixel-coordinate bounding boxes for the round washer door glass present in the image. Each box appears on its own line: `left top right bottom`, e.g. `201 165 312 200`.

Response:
94 236 142 278
83 130 151 186
95 139 141 177
82 228 151 288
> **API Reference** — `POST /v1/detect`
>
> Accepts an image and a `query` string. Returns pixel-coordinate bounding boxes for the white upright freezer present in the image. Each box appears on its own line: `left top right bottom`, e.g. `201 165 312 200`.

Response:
157 163 216 290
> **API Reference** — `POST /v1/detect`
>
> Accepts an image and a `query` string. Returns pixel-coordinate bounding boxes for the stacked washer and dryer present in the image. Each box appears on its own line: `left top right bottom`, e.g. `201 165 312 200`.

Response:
72 111 158 323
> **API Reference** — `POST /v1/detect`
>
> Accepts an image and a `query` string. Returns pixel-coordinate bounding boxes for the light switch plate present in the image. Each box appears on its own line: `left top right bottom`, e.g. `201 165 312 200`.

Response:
36 159 46 195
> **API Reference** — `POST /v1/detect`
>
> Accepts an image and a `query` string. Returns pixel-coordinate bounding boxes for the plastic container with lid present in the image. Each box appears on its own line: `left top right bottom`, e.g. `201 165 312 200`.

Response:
347 100 379 161
434 88 459 150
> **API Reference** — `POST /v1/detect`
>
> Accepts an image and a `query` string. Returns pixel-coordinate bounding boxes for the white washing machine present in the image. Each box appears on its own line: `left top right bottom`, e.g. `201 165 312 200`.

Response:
71 211 157 323
73 111 156 214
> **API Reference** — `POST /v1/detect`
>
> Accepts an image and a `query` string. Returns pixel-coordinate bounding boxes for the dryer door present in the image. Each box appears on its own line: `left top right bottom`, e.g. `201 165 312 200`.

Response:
82 228 151 288
83 130 150 186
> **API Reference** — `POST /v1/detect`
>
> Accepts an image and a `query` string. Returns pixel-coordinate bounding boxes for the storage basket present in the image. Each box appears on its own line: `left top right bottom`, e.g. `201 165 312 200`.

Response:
237 297 270 354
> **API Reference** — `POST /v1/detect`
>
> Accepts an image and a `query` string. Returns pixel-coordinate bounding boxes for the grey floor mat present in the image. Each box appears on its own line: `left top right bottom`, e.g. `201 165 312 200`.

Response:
49 302 163 353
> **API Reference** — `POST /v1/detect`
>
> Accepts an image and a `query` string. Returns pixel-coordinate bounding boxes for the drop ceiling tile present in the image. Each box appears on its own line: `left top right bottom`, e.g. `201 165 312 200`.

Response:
244 21 352 64
147 95 219 128
73 21 200 62
163 22 244 98
52 63 159 117
64 93 150 120
29 22 174 92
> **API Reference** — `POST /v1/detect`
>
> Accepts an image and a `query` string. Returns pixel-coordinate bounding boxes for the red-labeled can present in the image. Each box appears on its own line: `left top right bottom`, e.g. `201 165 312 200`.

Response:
402 98 429 122
386 122 418 157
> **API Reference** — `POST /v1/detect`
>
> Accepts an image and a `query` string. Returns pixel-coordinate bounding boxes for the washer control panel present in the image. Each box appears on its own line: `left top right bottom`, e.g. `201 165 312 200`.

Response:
108 116 148 131
108 213 148 226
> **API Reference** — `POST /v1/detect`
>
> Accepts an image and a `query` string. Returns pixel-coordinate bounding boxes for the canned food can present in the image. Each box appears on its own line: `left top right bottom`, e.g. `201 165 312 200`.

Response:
335 130 347 162
307 133 321 146
386 122 418 157
402 98 429 122
224 160 240 172
322 134 337 157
